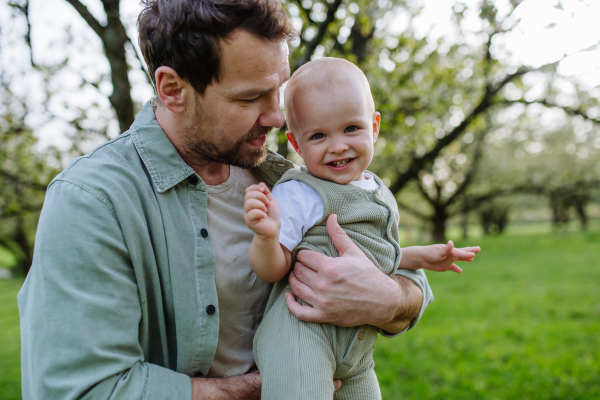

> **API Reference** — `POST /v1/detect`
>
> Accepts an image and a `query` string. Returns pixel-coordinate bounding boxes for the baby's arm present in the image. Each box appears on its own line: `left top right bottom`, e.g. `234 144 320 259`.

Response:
399 241 480 273
244 182 292 283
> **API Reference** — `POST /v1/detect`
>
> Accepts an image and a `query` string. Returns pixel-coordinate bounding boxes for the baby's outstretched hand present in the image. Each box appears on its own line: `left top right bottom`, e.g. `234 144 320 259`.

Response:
244 182 281 239
420 240 480 273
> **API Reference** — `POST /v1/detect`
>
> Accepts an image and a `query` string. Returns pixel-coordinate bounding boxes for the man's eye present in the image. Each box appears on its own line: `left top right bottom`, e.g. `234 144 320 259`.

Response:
243 97 260 103
310 133 325 140
345 125 358 133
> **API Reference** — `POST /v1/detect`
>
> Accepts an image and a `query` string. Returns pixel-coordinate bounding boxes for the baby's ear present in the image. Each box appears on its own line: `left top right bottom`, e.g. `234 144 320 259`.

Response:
372 112 381 142
286 131 302 157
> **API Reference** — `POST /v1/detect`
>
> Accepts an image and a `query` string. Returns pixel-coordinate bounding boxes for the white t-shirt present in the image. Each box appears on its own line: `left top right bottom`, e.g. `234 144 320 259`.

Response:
272 173 379 252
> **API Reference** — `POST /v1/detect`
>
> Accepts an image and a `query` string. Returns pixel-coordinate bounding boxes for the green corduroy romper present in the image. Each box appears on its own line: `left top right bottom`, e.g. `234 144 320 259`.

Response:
254 167 402 400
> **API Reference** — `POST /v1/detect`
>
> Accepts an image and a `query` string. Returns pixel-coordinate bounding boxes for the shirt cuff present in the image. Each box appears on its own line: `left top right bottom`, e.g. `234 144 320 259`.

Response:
145 363 193 400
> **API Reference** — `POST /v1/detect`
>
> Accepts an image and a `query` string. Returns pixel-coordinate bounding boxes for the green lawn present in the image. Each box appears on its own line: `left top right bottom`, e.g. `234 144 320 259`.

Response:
375 229 600 399
0 279 22 400
1 229 599 399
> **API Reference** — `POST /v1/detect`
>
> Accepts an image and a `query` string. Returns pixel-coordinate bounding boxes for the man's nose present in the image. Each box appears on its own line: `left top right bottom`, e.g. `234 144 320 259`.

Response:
258 92 285 129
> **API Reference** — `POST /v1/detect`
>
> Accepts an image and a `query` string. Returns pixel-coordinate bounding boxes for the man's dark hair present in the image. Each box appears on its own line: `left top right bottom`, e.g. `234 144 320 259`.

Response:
138 0 296 95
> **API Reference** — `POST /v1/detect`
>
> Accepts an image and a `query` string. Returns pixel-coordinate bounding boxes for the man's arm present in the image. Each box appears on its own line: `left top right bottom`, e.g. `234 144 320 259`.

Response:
284 214 431 334
192 371 261 399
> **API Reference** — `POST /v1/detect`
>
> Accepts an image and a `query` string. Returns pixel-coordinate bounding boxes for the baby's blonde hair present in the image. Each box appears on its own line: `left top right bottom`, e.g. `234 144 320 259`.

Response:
284 58 375 132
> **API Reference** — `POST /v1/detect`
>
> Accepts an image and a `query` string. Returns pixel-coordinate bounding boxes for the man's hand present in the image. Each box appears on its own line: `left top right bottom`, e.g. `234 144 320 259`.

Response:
285 214 422 331
191 370 342 399
404 241 480 273
192 371 261 399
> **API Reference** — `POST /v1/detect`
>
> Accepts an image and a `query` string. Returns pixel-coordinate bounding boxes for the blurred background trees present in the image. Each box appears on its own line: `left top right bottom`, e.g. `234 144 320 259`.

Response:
0 0 599 275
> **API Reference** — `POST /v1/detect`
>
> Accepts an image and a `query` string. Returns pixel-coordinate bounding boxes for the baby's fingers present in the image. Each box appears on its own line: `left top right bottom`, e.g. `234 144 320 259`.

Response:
244 189 270 206
450 264 462 273
244 197 268 214
245 208 268 224
449 245 478 260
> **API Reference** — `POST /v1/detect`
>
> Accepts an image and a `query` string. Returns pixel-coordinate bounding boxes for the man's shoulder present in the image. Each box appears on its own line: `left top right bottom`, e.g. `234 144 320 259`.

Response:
49 131 148 208
252 149 297 187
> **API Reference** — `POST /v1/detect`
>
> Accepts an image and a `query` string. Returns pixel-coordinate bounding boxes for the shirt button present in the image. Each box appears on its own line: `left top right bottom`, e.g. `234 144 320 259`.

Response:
188 175 199 185
358 332 365 340
206 305 216 315
200 228 209 238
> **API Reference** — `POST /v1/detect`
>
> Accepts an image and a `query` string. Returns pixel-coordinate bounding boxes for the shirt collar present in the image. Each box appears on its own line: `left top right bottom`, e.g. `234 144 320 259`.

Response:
130 98 296 193
130 99 196 193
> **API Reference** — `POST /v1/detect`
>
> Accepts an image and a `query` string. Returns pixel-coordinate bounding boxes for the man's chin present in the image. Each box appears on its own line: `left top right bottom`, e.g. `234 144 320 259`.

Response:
230 145 268 169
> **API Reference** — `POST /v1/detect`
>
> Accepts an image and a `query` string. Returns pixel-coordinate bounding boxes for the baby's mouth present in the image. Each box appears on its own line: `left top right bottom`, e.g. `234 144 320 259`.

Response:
328 158 353 167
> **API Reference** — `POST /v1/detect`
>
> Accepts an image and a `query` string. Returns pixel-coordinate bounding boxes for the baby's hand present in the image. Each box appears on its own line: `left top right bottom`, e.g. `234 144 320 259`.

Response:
420 241 480 273
244 182 281 239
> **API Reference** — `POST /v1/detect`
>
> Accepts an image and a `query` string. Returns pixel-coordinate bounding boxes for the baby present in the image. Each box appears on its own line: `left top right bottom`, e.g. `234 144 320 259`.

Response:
244 57 479 399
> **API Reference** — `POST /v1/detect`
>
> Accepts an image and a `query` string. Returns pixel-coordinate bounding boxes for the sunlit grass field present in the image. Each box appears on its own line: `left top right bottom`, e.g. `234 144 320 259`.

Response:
1 226 599 399
375 227 600 399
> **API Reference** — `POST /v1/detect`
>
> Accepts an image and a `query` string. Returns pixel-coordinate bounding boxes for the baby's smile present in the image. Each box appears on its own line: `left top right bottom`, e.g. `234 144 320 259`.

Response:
328 158 354 167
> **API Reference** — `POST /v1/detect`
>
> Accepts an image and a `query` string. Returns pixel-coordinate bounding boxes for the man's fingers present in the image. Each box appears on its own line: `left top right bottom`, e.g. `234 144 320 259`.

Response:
295 249 329 272
284 291 322 322
333 379 342 392
326 214 356 257
288 268 317 305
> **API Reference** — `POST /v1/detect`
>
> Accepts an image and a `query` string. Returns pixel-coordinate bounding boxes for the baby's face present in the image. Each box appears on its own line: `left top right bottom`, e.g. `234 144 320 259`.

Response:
286 83 380 184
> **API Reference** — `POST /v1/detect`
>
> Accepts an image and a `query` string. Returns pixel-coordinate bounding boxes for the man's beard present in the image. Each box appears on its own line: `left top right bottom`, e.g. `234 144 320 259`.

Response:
184 124 272 170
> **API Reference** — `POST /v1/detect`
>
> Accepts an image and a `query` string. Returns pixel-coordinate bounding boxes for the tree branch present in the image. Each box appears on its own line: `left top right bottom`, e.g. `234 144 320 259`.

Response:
64 0 106 39
294 0 343 69
389 65 533 196
0 170 48 191
493 99 600 124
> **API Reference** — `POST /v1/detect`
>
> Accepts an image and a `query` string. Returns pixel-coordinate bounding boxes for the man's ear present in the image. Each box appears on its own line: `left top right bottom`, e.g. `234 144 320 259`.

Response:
286 131 302 157
372 112 381 142
155 66 188 113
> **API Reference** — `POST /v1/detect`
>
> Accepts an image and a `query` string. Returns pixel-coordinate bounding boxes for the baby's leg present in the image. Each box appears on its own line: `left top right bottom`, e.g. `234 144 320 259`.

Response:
254 288 337 400
334 365 381 400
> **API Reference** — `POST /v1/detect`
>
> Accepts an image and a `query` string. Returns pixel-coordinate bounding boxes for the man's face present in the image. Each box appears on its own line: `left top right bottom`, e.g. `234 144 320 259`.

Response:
182 30 290 169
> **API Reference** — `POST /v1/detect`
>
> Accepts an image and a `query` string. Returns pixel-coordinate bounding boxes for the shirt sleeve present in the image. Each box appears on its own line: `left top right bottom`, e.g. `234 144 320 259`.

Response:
272 180 323 252
18 180 192 400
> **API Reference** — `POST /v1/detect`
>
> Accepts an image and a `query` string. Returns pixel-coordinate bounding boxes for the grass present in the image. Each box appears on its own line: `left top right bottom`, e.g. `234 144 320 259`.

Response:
0 279 23 400
375 228 600 399
1 228 599 399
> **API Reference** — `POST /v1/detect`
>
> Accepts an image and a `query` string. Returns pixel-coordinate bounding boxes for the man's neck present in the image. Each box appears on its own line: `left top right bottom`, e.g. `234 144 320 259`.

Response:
155 106 231 186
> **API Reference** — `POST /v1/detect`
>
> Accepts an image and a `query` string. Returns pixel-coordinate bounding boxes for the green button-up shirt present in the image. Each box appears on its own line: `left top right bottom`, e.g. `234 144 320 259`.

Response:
18 100 433 400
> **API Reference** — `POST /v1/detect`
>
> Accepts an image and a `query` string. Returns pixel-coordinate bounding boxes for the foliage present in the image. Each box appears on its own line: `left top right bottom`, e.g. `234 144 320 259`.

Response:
0 77 60 276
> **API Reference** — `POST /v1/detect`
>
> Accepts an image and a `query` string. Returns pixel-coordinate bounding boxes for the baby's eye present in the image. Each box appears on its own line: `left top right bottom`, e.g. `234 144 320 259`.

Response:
310 133 325 140
345 125 359 133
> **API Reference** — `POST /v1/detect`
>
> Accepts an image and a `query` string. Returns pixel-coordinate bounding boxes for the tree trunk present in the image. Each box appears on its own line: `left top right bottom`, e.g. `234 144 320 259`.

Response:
66 0 135 133
573 199 588 231
461 210 468 239
431 207 447 243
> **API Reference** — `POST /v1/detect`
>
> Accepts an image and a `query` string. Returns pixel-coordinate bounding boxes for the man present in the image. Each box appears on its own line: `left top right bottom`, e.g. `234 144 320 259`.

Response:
19 1 433 399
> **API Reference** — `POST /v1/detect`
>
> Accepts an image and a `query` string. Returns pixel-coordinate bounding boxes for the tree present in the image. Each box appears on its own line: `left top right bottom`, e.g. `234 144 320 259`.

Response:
0 77 60 275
